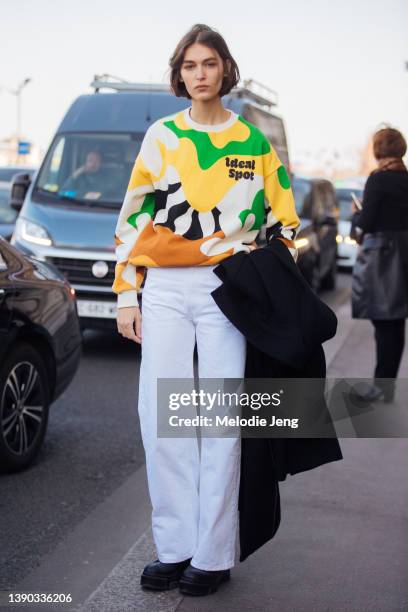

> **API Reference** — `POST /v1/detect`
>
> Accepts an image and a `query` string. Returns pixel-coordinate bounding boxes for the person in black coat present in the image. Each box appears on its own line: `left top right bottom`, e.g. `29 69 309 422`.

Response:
351 127 408 402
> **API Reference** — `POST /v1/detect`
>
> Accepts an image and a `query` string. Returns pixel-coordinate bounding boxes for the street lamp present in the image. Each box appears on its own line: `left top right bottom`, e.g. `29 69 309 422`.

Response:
15 78 32 146
0 77 32 160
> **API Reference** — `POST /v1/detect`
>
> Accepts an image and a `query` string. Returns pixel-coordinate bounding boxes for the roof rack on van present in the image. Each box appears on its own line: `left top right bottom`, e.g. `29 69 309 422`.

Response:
90 74 278 107
90 74 171 93
234 79 278 108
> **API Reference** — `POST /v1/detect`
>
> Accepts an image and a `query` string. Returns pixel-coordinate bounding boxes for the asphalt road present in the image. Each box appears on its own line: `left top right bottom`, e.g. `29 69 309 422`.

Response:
0 271 353 591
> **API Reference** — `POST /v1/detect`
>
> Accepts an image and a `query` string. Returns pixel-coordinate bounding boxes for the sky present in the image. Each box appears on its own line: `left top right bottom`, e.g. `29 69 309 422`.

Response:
1 0 407 171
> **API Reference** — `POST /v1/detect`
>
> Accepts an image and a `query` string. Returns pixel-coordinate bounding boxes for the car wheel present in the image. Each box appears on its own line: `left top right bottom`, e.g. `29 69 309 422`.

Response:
320 255 337 291
0 342 50 472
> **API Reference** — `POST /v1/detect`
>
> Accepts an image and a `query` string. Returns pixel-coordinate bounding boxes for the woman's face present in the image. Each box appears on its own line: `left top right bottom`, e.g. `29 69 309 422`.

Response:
179 42 229 102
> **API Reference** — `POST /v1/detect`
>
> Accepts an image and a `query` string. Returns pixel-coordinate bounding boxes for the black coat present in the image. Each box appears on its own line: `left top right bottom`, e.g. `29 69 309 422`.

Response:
351 230 408 319
211 239 343 562
351 170 408 320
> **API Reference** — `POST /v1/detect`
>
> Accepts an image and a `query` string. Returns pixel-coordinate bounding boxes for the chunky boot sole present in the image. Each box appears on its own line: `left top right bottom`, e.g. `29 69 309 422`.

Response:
140 573 180 591
140 558 192 591
178 569 230 596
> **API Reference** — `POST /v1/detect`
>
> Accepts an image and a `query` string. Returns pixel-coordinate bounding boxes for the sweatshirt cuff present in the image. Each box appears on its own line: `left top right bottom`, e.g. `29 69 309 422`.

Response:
117 289 139 309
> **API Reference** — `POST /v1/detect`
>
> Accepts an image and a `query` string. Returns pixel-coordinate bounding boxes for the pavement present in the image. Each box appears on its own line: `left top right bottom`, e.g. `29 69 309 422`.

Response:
3 287 408 611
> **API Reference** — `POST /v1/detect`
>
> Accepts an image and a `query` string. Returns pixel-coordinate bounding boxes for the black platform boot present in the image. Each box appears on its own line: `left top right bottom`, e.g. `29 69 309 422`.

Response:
178 564 231 596
351 379 396 403
140 558 192 591
374 378 396 403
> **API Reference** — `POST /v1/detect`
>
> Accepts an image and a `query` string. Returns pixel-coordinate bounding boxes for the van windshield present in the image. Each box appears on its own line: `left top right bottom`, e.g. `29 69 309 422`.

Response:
35 132 143 207
336 188 364 221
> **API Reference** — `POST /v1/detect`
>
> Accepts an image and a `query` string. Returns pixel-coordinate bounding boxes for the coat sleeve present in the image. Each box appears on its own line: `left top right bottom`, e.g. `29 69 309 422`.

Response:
262 142 301 262
111 125 158 308
352 173 381 233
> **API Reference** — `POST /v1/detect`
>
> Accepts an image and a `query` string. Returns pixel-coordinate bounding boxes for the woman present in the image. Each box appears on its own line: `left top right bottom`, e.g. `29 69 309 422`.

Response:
351 127 408 403
112 23 300 596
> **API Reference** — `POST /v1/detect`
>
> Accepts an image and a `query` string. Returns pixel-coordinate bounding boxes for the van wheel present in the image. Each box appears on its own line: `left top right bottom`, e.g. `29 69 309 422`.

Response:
0 343 50 472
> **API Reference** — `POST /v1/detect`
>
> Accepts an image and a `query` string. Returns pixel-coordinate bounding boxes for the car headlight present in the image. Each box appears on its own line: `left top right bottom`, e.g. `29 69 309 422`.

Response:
294 237 309 250
337 234 357 245
15 218 53 246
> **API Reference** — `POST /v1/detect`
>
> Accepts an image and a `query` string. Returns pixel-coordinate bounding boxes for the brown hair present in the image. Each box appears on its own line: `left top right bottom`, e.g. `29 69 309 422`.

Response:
373 127 407 160
169 24 240 99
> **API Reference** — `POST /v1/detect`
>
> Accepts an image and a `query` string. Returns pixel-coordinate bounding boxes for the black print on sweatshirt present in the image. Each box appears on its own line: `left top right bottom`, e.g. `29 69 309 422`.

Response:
225 157 255 181
154 182 222 240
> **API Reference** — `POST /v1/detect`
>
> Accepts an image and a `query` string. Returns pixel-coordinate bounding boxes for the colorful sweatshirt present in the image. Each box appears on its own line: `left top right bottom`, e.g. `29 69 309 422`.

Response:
112 106 301 308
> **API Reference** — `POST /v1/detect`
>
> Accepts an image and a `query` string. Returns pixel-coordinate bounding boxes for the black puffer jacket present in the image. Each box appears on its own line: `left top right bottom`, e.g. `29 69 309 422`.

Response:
351 169 408 320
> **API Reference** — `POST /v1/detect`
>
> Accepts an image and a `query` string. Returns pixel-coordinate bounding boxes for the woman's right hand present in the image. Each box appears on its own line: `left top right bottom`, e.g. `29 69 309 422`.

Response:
117 306 142 344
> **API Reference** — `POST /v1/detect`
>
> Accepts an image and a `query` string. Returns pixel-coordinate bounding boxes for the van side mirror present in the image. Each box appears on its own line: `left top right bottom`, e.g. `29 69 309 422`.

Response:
10 173 32 212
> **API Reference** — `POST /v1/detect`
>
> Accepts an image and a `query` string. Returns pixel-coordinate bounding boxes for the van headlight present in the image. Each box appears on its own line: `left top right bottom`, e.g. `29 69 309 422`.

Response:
15 218 53 246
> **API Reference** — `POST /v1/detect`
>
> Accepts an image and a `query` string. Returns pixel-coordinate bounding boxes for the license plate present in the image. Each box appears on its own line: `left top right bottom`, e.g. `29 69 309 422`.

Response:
77 300 117 319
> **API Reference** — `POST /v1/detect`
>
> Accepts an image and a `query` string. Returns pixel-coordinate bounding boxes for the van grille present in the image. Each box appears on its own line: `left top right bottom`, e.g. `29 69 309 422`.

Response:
49 257 115 286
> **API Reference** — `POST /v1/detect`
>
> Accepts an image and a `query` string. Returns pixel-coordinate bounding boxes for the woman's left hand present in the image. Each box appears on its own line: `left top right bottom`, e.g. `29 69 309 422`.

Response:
247 241 258 251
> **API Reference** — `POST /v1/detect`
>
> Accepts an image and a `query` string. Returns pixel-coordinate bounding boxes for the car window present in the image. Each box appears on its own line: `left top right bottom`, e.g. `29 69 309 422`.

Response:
319 182 337 214
336 189 363 221
292 178 313 218
0 187 17 224
313 183 333 220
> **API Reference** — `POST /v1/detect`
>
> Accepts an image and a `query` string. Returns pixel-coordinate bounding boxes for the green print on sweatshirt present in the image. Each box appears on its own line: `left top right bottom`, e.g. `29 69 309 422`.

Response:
163 116 269 170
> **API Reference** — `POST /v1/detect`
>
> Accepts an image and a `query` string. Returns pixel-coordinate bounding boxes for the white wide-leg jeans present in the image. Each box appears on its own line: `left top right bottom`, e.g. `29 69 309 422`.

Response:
137 265 247 571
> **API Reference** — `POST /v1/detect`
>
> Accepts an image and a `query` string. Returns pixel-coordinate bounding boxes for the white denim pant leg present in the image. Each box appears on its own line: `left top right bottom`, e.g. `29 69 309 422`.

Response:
138 265 246 569
138 267 199 562
191 268 247 571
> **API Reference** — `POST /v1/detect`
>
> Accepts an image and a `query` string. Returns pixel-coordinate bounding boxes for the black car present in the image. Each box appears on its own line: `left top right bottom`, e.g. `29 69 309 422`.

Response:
0 237 82 471
292 176 339 291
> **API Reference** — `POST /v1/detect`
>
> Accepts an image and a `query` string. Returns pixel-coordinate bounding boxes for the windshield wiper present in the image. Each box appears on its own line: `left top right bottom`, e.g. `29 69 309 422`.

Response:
35 186 120 208
36 186 81 201
36 186 96 205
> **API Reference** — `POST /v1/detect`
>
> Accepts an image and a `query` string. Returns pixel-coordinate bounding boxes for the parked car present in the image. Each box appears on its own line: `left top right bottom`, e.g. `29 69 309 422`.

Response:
0 181 15 239
0 181 18 241
292 176 339 291
335 186 364 268
0 169 36 241
0 166 36 183
10 77 291 331
0 237 82 472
